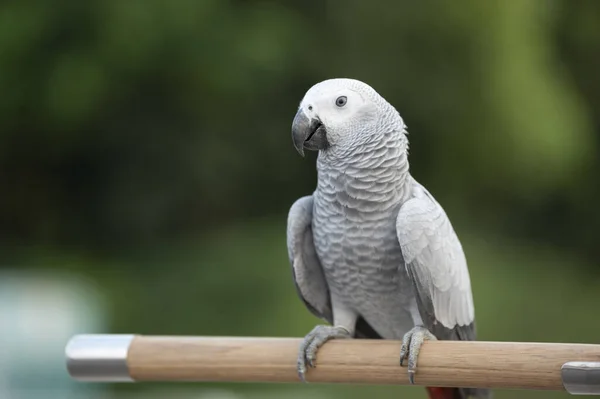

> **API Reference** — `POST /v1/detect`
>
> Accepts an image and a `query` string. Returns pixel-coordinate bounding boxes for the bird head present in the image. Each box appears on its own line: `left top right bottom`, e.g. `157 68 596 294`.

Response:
291 78 403 157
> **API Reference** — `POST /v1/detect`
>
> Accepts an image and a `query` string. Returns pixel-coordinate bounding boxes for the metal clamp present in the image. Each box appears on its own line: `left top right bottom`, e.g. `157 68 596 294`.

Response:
65 334 136 382
562 362 600 395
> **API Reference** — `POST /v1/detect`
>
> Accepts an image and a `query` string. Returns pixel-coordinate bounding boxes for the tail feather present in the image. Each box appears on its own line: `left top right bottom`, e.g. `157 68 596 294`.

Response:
426 387 492 399
426 387 462 399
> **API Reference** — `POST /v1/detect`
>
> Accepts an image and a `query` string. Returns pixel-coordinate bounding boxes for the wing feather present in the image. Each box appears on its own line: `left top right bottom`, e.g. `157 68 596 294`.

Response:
396 185 476 340
287 195 333 323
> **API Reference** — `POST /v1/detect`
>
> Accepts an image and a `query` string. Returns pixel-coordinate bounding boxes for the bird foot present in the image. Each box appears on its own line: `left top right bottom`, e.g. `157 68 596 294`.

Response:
399 325 437 384
297 325 351 382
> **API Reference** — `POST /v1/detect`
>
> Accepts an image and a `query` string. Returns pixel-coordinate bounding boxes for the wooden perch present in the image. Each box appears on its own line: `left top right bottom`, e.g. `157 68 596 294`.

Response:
65 335 600 394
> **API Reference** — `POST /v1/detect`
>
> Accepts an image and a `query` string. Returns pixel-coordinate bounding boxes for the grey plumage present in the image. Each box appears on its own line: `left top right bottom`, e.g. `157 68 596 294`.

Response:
397 185 476 341
287 78 489 398
287 195 332 324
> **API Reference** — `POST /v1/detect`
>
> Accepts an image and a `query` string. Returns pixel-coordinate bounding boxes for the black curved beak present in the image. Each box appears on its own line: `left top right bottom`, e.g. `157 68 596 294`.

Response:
291 108 329 157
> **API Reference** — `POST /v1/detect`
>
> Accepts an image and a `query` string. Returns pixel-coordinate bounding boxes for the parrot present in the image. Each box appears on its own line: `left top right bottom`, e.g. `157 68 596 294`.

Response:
286 78 490 399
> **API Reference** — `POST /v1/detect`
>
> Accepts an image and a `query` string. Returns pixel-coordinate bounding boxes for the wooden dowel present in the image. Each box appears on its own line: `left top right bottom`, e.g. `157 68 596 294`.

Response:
65 335 600 392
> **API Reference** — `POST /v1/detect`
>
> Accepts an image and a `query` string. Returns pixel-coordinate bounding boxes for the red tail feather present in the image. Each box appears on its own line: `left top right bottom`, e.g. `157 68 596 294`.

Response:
426 387 462 399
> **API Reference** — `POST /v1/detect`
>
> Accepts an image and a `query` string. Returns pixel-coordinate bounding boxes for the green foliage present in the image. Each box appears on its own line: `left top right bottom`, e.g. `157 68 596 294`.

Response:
1 0 599 257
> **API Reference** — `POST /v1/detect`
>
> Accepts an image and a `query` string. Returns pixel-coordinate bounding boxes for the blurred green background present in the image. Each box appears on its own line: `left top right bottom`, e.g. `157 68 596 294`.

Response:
1 1 600 398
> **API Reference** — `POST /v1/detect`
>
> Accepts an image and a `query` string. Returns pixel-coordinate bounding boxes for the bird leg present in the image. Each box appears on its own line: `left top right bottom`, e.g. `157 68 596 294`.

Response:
297 324 351 382
399 325 437 384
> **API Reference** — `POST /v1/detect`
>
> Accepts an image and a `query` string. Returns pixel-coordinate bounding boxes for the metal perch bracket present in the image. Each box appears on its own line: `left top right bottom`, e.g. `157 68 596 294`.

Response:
66 334 135 382
562 362 600 395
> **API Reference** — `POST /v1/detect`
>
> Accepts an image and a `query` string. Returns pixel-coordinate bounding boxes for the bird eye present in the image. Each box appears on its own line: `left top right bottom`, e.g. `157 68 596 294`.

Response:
335 96 347 107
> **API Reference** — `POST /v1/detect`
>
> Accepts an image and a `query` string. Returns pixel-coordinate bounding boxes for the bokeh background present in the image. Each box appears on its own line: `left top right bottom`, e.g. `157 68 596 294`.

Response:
1 1 600 398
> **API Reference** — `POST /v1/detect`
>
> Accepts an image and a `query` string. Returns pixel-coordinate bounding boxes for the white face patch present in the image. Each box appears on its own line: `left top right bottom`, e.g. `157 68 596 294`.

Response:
299 80 378 146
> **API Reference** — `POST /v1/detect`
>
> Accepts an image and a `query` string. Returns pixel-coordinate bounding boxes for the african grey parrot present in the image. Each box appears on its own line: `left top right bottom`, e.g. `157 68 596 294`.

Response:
286 78 490 399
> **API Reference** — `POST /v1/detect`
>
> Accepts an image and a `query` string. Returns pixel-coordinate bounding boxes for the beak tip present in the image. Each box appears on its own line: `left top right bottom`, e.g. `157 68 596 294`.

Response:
292 108 309 158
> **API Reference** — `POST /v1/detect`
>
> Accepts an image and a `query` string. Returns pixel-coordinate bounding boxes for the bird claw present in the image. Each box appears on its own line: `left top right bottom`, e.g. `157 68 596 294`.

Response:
297 364 307 383
407 369 416 385
297 325 351 383
399 325 436 384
